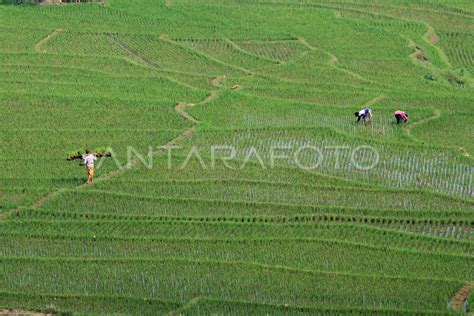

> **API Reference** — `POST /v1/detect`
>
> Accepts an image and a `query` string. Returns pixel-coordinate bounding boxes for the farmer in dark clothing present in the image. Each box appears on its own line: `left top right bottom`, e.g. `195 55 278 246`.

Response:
394 110 408 124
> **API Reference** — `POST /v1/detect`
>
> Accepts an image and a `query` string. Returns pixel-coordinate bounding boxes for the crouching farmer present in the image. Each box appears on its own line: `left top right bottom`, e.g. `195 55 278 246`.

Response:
82 149 97 184
355 108 373 124
394 110 408 124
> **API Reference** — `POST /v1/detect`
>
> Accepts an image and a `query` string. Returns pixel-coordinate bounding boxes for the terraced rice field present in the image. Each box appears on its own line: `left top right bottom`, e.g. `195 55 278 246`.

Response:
0 0 473 315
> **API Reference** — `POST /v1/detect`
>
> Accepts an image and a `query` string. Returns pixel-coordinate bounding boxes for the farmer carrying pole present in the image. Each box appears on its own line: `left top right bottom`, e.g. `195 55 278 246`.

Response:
354 108 373 124
394 110 408 124
82 149 97 184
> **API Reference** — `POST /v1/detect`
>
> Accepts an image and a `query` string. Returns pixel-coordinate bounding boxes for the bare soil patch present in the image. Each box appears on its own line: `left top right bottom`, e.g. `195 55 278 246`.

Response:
34 29 63 53
457 147 470 157
450 282 474 311
209 76 225 88
430 34 439 44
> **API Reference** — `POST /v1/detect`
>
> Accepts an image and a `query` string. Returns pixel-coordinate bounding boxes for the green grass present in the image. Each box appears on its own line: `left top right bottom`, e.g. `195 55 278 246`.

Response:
0 0 473 314
0 257 463 311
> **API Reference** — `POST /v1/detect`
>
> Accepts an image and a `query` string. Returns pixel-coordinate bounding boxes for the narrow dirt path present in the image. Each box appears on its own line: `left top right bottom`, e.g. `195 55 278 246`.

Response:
166 297 201 315
1 90 217 220
314 1 453 70
30 189 66 210
403 37 453 89
92 128 196 185
423 24 452 68
209 76 226 88
161 36 255 76
72 95 212 190
201 91 219 104
225 38 281 65
404 109 442 146
298 37 369 82
457 147 470 158
109 32 221 80
407 39 430 67
450 282 474 312
0 34 223 216
405 109 471 157
363 95 385 107
34 29 63 53
405 109 441 141
1 134 195 220
106 33 157 68
107 33 213 91
175 103 199 124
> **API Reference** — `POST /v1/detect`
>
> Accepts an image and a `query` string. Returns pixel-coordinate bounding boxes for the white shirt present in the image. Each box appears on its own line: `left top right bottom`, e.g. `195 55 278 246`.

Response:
358 108 372 117
83 154 97 168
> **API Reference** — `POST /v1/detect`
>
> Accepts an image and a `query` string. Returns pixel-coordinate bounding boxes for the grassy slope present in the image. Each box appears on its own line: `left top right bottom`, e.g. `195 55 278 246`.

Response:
0 0 473 314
